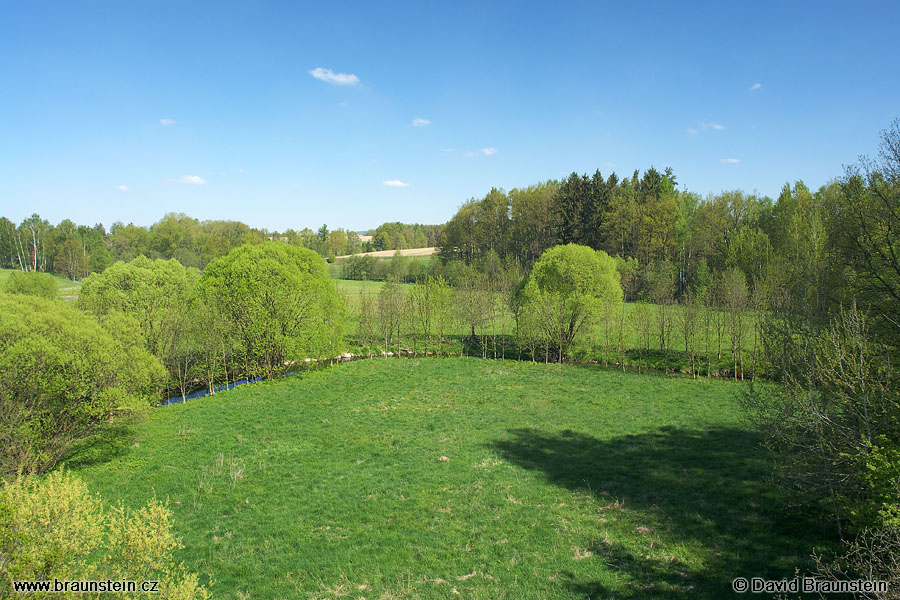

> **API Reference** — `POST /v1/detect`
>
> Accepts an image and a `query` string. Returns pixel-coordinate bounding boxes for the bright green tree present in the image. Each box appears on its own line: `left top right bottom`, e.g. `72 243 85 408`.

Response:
200 243 344 379
519 244 622 361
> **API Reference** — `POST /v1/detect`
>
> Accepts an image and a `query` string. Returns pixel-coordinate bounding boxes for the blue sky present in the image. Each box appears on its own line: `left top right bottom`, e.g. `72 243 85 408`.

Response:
1 1 899 232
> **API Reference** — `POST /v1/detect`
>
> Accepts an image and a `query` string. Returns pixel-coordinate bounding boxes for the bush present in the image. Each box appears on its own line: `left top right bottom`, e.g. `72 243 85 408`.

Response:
0 294 165 476
0 471 210 599
2 271 57 300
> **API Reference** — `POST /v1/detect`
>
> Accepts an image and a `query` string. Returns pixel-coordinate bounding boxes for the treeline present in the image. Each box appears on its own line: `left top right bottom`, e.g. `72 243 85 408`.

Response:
368 222 442 251
0 212 273 276
0 212 443 278
438 166 823 304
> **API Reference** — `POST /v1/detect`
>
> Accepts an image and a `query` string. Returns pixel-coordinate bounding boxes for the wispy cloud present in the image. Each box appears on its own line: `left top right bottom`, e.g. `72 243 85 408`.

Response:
686 127 698 135
160 118 175 126
411 117 431 127
720 158 740 164
309 67 359 86
441 148 455 153
115 184 129 192
750 82 762 91
466 147 498 157
382 179 410 188
174 175 207 184
703 122 726 131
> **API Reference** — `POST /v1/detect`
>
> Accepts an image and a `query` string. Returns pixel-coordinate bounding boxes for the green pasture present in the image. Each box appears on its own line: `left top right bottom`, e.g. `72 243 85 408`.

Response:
65 358 831 599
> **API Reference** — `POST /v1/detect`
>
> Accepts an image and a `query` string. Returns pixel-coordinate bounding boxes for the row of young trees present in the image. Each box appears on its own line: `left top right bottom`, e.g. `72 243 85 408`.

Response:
345 246 761 379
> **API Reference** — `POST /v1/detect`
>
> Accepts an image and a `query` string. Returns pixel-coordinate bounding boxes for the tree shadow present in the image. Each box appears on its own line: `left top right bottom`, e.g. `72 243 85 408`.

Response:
490 426 833 598
58 422 136 471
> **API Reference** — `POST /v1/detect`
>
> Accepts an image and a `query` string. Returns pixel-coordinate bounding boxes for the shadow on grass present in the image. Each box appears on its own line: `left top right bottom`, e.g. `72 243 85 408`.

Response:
490 426 834 599
58 423 136 471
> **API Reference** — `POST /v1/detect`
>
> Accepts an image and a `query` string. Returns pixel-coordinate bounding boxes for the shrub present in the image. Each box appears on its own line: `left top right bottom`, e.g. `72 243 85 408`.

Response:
0 471 210 599
0 294 165 476
2 271 57 300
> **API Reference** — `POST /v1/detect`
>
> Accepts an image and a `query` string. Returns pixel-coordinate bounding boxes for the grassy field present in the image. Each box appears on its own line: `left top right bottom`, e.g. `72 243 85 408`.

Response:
0 267 82 299
64 358 831 599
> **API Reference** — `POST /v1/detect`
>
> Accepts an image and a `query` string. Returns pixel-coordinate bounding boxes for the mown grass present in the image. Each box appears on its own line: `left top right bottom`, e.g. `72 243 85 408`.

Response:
0 267 82 299
64 358 832 599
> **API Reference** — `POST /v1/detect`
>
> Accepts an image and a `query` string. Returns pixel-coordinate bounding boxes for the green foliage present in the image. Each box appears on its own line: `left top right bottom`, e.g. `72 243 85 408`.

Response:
520 244 623 360
847 436 900 528
77 256 200 355
200 243 344 379
370 222 436 251
0 294 165 475
76 256 204 400
0 470 210 599
2 271 58 300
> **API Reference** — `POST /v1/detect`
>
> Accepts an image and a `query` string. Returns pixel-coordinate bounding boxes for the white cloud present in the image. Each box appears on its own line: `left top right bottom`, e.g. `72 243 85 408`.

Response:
686 127 698 135
176 175 207 184
160 118 175 126
750 82 762 91
465 147 499 157
705 122 726 131
115 184 129 192
382 180 410 188
720 158 740 164
411 117 431 127
309 67 359 86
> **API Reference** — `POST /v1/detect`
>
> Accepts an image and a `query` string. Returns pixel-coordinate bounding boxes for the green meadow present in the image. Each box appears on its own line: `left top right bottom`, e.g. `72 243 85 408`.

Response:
65 358 830 599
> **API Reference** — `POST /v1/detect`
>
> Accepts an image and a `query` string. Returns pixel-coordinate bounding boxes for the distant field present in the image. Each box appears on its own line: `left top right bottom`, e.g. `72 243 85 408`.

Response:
0 267 82 299
65 358 831 599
